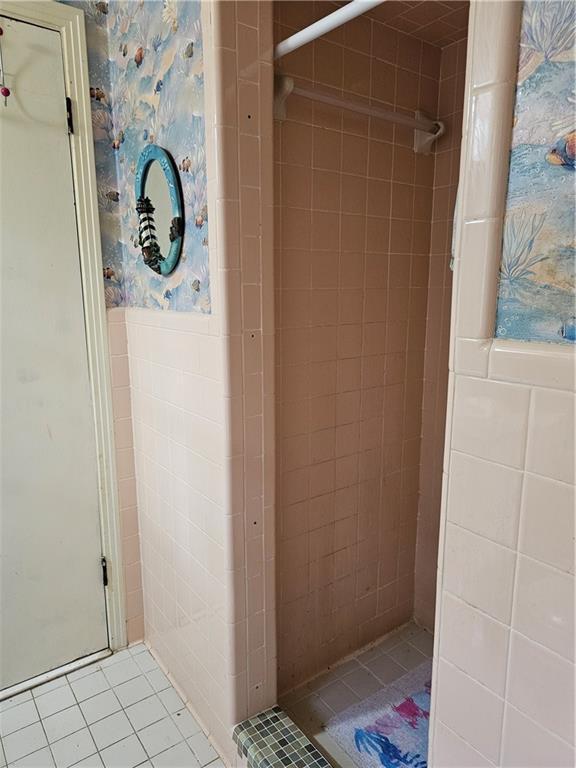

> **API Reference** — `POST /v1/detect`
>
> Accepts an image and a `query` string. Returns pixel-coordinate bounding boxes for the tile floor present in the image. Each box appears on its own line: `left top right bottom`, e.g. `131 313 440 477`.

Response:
0 644 224 768
280 622 434 768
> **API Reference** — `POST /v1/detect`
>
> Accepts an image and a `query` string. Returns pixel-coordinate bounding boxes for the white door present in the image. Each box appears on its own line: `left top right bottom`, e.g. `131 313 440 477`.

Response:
0 14 109 689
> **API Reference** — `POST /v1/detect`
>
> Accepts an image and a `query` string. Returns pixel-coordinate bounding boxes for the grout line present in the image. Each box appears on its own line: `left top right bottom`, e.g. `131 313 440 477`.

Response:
28 691 56 767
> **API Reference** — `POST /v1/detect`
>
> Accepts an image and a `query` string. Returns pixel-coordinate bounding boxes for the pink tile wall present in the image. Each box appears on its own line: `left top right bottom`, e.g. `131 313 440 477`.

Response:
414 38 467 631
209 0 277 722
107 308 144 645
274 1 442 692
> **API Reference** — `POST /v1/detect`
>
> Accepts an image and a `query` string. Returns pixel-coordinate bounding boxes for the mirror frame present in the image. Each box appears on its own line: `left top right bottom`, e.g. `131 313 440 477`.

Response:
134 144 184 276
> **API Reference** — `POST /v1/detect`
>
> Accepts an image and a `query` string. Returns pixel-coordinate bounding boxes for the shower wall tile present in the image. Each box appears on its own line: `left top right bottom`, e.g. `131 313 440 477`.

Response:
436 659 504 764
431 4 575 766
274 1 443 692
501 705 575 768
440 593 509 697
518 473 574 574
413 36 466 631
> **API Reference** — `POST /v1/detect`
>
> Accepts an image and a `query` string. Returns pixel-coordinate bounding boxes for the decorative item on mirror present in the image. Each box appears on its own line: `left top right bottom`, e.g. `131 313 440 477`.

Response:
134 144 184 275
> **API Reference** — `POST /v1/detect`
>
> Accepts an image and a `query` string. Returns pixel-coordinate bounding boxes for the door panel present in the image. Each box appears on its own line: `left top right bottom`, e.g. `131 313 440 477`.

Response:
0 15 108 689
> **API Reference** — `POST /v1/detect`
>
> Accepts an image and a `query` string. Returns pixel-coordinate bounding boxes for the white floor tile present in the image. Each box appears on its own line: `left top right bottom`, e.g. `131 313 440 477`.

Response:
0 693 32 714
138 717 183 758
5 651 224 768
31 677 68 698
144 671 170 694
407 630 434 657
365 653 405 684
99 651 132 669
43 705 86 744
102 660 141 689
89 711 134 751
128 644 147 657
157 690 184 716
50 729 97 768
79 691 121 726
67 665 102 684
133 653 158 675
340 668 381 699
35 686 76 719
8 747 54 768
125 696 167 732
171 710 201 739
0 700 39 737
3 722 48 763
186 733 218 767
71 754 103 768
205 760 225 768
113 677 154 709
387 642 428 671
288 694 334 731
317 680 359 714
69 672 110 704
99 735 147 768
151 742 199 768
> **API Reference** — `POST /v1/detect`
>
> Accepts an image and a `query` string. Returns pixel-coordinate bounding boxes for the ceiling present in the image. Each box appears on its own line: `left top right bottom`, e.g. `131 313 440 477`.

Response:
364 1 469 47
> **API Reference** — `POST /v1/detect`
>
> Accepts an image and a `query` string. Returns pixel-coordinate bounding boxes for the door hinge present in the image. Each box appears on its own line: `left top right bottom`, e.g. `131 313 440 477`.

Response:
101 556 109 587
66 96 74 134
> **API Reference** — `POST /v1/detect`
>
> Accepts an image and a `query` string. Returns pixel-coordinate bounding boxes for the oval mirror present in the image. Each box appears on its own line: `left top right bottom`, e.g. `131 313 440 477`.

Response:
134 145 184 275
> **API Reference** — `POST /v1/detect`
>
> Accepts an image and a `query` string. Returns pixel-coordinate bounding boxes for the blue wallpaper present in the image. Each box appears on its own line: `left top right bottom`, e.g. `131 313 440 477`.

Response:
496 0 575 343
70 0 210 312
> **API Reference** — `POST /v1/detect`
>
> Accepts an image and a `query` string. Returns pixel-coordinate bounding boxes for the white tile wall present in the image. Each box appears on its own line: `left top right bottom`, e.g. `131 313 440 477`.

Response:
501 705 575 768
526 388 575 484
451 376 530 469
439 593 509 696
443 523 516 623
126 309 234 757
434 721 494 768
435 659 504 764
430 3 575 767
513 556 574 661
507 632 574 744
519 473 574 574
447 451 522 548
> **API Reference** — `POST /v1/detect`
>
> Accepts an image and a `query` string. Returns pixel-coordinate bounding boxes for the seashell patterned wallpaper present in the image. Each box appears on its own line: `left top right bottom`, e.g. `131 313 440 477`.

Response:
496 0 575 344
67 0 210 312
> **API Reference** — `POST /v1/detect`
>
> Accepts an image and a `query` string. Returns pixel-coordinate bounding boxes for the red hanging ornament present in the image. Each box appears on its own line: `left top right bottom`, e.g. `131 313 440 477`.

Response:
0 24 9 106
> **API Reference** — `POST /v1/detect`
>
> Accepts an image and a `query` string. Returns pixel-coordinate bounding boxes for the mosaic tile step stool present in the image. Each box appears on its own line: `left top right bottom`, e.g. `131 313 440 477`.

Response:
233 707 332 768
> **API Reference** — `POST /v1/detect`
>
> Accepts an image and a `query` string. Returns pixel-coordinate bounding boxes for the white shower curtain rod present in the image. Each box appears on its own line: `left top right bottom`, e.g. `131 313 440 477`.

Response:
292 82 442 135
275 76 445 142
274 0 387 60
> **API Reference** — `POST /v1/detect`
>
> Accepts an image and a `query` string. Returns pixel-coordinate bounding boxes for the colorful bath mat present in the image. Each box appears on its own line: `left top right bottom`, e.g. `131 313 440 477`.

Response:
326 661 432 768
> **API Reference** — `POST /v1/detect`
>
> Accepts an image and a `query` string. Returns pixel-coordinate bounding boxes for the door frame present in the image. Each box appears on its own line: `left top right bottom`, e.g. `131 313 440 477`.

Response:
0 0 126 651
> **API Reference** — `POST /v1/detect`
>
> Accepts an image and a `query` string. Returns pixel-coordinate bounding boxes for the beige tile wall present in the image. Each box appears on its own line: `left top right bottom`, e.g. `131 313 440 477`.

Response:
107 308 144 645
429 3 575 765
274 0 445 692
414 37 467 631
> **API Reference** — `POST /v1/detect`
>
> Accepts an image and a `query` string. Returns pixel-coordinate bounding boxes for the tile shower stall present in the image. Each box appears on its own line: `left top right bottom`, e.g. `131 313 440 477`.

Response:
274 1 466 690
